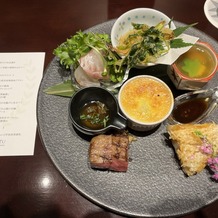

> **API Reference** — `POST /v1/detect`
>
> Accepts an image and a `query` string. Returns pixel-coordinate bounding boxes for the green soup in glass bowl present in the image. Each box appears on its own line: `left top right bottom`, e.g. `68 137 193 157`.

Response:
168 41 218 90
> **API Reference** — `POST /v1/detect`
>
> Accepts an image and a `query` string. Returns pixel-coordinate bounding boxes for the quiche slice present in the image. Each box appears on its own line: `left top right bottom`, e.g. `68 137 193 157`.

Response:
167 123 218 176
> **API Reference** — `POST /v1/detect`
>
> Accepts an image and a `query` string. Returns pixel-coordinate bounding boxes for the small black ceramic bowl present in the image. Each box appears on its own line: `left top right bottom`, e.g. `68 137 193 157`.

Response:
69 87 127 135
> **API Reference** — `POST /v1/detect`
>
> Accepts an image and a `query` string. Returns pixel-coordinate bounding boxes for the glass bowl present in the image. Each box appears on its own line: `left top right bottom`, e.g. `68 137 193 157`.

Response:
168 87 218 124
167 41 218 90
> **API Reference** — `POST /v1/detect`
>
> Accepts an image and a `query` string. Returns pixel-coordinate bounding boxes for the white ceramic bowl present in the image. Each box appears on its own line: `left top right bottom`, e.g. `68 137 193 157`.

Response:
118 75 174 131
111 8 176 50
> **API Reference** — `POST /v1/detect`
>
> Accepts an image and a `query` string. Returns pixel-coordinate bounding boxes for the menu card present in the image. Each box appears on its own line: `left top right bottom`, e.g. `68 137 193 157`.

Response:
0 52 45 156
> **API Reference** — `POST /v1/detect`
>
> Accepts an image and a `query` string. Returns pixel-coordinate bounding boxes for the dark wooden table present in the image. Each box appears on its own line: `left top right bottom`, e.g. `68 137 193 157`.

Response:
0 0 217 217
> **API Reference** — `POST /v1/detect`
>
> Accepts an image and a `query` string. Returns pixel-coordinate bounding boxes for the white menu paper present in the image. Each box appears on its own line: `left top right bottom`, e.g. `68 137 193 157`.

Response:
0 52 45 156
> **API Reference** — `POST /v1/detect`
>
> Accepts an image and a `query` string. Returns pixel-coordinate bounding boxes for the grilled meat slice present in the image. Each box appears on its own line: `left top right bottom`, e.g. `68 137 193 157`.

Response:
89 134 129 172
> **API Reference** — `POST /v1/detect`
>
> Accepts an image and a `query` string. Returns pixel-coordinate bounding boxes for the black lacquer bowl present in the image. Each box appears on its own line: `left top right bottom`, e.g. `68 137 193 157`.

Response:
69 86 127 135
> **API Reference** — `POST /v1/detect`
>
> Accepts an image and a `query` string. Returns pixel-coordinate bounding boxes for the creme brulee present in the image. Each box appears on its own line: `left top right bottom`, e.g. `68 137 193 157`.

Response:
119 76 173 123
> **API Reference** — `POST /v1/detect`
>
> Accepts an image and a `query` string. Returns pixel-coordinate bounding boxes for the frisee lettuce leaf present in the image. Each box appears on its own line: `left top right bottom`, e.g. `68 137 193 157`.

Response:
53 31 125 83
54 31 110 70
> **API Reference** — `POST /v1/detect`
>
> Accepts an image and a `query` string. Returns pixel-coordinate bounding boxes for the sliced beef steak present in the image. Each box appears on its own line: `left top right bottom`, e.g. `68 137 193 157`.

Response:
89 133 129 172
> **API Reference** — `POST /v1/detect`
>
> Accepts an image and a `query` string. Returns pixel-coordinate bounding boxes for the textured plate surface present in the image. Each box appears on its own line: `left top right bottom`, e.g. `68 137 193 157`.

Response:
37 20 218 217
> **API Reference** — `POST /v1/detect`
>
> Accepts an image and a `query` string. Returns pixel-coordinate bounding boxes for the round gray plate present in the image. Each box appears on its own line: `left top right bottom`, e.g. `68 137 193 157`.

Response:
37 20 218 217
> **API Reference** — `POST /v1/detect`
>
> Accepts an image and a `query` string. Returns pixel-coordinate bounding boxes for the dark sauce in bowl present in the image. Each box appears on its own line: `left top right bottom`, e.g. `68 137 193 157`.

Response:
80 101 110 130
172 98 208 123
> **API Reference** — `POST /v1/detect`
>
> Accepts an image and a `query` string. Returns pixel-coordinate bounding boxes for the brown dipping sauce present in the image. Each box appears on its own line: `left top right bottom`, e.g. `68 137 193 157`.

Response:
80 101 110 130
172 98 208 123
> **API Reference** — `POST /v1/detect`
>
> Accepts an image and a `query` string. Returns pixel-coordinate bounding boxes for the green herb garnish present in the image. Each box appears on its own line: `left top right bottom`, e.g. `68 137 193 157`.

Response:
170 38 194 48
194 130 204 138
43 80 76 97
173 22 198 37
80 101 110 129
80 114 109 127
